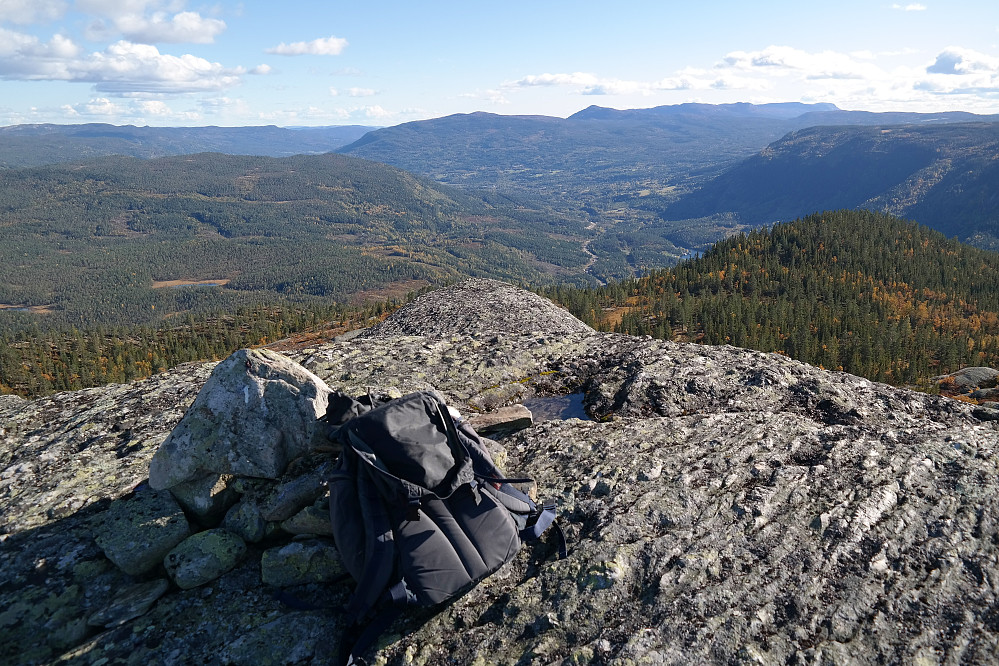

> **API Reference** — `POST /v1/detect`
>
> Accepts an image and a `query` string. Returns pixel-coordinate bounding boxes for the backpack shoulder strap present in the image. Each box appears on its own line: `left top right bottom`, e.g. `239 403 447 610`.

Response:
338 581 413 666
341 466 399 619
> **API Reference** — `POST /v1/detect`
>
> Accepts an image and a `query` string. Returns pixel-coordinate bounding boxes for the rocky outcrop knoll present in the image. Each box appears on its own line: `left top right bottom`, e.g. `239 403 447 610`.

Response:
2 278 998 665
362 278 594 338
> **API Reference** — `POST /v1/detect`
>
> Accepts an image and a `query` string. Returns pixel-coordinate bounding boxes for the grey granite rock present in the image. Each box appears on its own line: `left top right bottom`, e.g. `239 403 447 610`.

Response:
280 503 334 536
259 464 331 522
971 386 999 400
934 365 999 390
260 539 344 587
163 528 247 590
223 496 269 543
93 486 191 576
2 279 998 665
466 404 534 435
362 277 593 338
0 361 213 534
168 472 239 526
148 348 332 489
86 579 170 628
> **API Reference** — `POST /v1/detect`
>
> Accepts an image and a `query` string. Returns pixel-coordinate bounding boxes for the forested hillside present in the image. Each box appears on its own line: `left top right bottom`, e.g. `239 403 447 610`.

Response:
0 151 603 334
0 300 398 397
662 123 999 249
544 210 999 387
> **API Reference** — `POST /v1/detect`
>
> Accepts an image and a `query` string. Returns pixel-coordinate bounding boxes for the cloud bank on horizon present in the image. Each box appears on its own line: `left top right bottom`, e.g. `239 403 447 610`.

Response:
0 0 997 126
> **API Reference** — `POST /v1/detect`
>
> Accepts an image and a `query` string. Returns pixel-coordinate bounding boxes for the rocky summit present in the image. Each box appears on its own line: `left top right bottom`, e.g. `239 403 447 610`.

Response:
2 278 999 665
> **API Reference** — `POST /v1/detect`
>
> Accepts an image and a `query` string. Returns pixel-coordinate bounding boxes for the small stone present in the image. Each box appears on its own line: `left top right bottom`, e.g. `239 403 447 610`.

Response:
260 540 344 587
223 497 268 543
592 478 613 496
164 529 246 590
260 467 330 522
638 463 663 481
169 473 239 527
87 579 170 628
94 487 191 576
281 504 334 536
466 405 534 435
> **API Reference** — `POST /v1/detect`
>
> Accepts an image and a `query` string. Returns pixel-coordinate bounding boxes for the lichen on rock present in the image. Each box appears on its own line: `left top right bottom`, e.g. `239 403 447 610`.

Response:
92 485 191 576
163 528 247 590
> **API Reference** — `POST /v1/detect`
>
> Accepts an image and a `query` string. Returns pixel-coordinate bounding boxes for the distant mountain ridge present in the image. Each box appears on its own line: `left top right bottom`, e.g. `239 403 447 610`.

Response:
5 102 999 267
662 122 999 248
568 101 842 120
335 103 857 197
337 102 999 198
0 123 377 168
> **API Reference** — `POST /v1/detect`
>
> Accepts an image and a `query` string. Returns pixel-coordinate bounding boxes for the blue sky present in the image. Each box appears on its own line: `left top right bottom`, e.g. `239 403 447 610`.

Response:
2 0 999 127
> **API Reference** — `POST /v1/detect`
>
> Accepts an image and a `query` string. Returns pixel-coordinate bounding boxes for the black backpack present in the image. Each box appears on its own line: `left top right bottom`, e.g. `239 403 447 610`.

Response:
325 390 565 665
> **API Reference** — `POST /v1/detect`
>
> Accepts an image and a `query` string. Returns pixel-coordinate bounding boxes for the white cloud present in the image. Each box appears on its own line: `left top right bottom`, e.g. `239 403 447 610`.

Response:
76 2 225 44
513 72 600 88
926 47 999 75
266 35 348 56
84 42 243 93
257 106 353 124
510 72 655 96
346 87 376 97
891 3 927 10
0 0 68 24
61 97 121 116
459 89 510 105
581 79 653 96
111 11 226 44
329 87 376 97
0 35 242 94
721 46 882 80
199 96 251 118
76 0 178 16
917 47 999 94
505 44 999 114
705 75 773 91
482 89 509 105
509 69 771 97
0 28 81 77
137 99 172 115
362 105 392 119
61 96 203 122
249 64 271 75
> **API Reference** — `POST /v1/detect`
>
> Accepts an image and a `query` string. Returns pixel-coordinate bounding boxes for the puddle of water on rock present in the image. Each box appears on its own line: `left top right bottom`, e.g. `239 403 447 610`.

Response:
521 393 589 422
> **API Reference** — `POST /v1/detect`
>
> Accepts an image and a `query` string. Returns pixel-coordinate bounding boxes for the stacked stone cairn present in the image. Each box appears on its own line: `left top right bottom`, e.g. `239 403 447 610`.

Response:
92 348 345 613
90 345 530 622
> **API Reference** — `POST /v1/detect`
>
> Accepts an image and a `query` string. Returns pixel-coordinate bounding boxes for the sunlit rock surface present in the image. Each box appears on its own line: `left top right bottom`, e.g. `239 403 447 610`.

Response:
2 278 998 665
